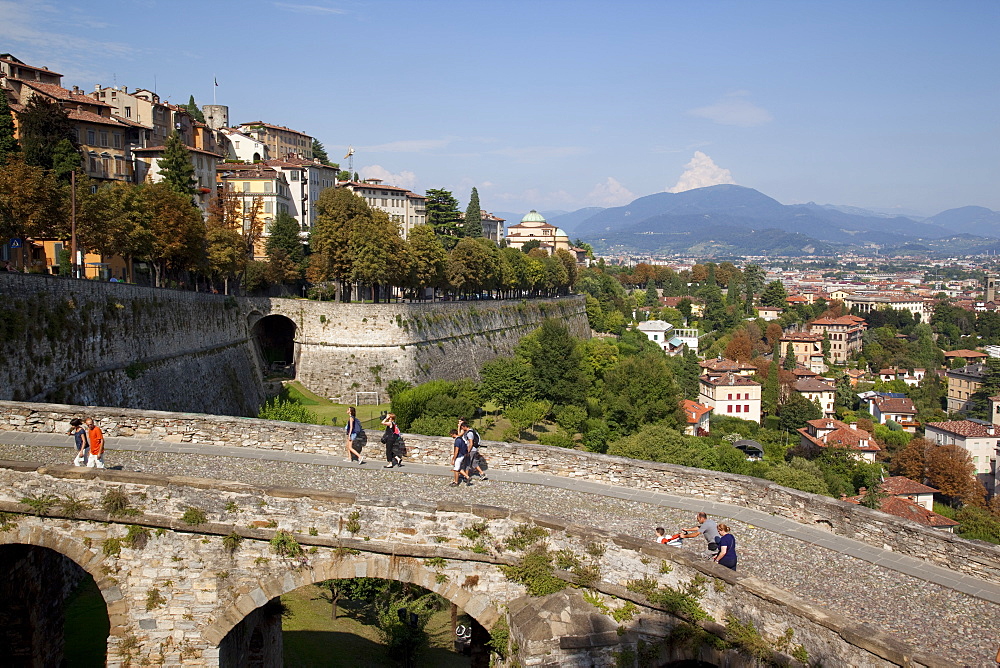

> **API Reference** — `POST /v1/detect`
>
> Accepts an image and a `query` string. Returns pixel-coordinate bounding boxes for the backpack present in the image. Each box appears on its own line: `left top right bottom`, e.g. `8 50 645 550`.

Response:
466 428 480 448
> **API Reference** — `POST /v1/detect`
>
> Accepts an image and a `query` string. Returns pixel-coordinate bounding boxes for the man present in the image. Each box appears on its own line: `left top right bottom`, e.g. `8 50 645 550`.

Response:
458 419 487 480
84 417 105 469
681 512 720 554
449 428 472 487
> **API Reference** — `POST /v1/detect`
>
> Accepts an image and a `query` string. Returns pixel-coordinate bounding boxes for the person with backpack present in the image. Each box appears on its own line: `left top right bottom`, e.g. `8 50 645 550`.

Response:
380 413 403 468
458 419 487 480
345 407 365 464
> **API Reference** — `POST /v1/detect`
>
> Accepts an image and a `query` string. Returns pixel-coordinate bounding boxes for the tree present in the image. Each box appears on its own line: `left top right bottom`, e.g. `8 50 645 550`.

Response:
783 342 796 370
607 424 716 468
926 444 987 507
425 188 462 247
968 357 1000 420
724 330 753 362
311 139 332 165
158 130 196 196
0 88 19 165
479 357 534 410
351 208 405 302
17 96 76 170
760 280 788 308
743 263 766 297
0 158 62 267
765 322 784 352
78 181 154 282
51 138 81 182
265 211 305 267
517 319 589 406
777 392 822 432
891 437 928 480
404 224 448 298
602 353 682 434
143 182 206 286
464 187 482 237
311 187 371 300
762 361 781 416
182 95 205 123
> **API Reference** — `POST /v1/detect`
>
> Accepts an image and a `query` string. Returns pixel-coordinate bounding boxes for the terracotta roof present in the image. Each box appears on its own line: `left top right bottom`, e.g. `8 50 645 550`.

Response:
18 80 113 107
681 399 712 424
786 295 809 303
810 315 866 326
110 113 148 129
872 396 916 414
0 55 62 77
880 476 938 496
136 145 223 158
943 349 987 358
236 121 310 136
341 181 412 193
67 108 127 127
844 495 958 528
800 419 880 452
700 374 760 387
791 368 819 378
699 358 757 372
793 378 835 392
781 331 823 342
925 420 997 438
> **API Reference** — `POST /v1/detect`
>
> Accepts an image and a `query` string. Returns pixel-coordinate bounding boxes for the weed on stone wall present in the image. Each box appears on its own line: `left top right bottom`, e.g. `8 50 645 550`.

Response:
222 532 244 554
499 545 566 596
181 507 208 526
124 525 151 549
100 488 141 518
20 493 59 515
0 511 20 532
626 574 712 623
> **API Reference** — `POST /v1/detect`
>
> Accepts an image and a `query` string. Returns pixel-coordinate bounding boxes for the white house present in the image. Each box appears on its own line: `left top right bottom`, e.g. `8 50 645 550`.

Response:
636 320 674 351
924 420 998 493
792 378 836 418
219 128 270 163
699 373 762 424
681 399 712 436
867 395 919 432
797 418 880 463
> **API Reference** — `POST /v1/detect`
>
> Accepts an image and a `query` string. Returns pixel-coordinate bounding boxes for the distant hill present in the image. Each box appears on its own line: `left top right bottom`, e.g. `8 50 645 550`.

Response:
546 207 605 237
924 206 1000 237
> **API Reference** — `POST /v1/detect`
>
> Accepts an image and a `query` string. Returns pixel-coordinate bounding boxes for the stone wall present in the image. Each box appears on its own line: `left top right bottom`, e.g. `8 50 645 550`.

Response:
253 296 589 402
0 273 266 416
2 399 998 589
0 463 946 667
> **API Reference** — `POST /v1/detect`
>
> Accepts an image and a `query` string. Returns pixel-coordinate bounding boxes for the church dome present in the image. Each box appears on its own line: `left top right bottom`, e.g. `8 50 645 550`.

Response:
520 210 547 224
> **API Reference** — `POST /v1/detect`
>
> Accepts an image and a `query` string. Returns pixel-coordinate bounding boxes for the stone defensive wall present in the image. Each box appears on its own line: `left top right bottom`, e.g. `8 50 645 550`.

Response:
3 399 999 591
0 273 267 417
246 294 589 402
0 462 945 667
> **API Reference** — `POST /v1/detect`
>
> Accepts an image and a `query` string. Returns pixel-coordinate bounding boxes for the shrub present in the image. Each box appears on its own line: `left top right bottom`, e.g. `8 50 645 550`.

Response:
257 397 321 424
538 432 575 449
181 507 207 526
101 488 140 517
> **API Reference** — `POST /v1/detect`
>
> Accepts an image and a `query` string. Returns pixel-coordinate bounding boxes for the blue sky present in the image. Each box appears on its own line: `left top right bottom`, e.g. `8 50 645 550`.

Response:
2 0 998 217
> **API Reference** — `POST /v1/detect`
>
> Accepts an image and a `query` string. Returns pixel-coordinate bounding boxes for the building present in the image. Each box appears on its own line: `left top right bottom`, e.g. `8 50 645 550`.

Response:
867 395 919 432
943 349 988 365
264 158 340 232
681 399 712 436
134 142 221 212
780 331 826 374
756 306 783 321
216 163 293 259
808 315 866 364
339 179 427 239
672 328 702 354
792 378 836 418
797 418 880 462
479 211 506 243
842 487 958 532
699 357 758 377
877 367 924 387
923 420 997 492
842 293 928 321
218 127 270 163
0 53 61 85
636 320 674 351
879 476 938 511
505 210 573 253
698 373 762 424
945 364 985 413
234 121 312 161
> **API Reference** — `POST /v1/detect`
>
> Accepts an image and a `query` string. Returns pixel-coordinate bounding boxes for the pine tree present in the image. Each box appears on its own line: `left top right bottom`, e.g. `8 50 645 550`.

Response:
464 187 482 237
783 342 797 370
183 95 205 123
0 88 19 165
425 188 462 248
158 130 196 196
312 139 331 165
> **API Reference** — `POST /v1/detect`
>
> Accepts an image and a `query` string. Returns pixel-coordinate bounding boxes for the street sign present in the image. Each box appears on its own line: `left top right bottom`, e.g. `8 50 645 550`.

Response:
9 238 21 248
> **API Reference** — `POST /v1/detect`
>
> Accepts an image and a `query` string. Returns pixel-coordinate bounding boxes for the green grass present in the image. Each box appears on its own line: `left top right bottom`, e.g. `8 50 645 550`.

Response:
282 585 469 667
281 381 390 427
64 576 109 667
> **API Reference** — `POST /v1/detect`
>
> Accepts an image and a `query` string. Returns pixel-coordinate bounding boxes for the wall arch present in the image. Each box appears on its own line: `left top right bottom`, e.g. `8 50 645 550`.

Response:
250 313 297 370
204 552 501 647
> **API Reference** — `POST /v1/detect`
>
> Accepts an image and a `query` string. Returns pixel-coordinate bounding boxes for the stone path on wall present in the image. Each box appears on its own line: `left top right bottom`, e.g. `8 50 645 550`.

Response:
3 433 1000 666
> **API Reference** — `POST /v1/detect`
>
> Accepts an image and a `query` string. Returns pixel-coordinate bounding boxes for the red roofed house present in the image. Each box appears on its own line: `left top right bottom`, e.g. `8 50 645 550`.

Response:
808 315 866 364
923 420 998 493
798 418 880 462
943 349 988 365
780 331 826 374
867 395 918 432
792 378 836 418
681 399 712 437
699 373 761 424
699 357 758 377
842 488 958 532
879 476 938 511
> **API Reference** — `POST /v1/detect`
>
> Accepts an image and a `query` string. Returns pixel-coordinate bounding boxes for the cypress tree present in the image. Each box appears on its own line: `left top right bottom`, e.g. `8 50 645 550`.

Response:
464 187 482 237
0 89 19 165
158 130 196 196
312 139 331 165
783 342 797 370
183 95 205 123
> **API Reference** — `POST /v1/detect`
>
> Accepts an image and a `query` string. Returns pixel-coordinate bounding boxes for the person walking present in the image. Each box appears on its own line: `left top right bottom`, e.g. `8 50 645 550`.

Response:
458 419 487 480
682 512 721 555
381 413 402 468
84 417 105 469
68 418 89 466
345 407 365 464
449 429 472 487
712 523 738 570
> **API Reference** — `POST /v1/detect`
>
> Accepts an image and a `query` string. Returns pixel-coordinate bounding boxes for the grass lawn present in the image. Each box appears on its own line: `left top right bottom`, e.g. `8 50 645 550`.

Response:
282 381 390 428
282 585 469 668
64 576 109 667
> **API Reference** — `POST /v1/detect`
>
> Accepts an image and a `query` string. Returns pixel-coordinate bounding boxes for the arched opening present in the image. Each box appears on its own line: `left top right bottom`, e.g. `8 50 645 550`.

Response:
0 544 110 667
252 314 297 375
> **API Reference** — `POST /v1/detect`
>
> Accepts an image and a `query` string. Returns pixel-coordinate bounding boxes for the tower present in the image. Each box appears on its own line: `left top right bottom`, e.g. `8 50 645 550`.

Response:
987 274 997 304
202 104 229 130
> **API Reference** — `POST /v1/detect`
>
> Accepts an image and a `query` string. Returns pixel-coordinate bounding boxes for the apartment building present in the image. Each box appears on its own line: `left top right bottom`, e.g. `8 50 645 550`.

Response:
792 378 836 418
699 373 761 424
234 121 312 160
265 158 340 232
946 364 985 413
340 179 427 239
808 315 866 364
218 127 270 163
780 331 826 374
924 420 997 493
842 293 928 321
216 163 293 259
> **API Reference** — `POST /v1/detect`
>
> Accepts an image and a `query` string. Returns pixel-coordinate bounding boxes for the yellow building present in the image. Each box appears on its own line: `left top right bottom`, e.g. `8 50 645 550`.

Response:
216 164 293 259
505 210 572 253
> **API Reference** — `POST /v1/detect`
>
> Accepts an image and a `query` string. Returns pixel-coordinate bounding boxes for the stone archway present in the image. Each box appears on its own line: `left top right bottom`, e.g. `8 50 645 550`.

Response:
209 554 501 667
0 542 114 667
251 314 297 373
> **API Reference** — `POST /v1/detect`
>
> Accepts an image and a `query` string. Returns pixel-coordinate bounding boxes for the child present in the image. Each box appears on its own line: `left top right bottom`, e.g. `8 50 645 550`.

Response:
654 527 684 546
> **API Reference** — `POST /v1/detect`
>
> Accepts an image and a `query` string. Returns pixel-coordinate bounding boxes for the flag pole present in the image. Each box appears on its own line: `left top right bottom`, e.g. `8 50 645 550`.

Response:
213 74 216 105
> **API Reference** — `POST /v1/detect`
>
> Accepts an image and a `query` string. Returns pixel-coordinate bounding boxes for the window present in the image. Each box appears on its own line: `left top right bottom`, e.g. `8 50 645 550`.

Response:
87 129 96 145
113 133 121 148
290 171 299 181
100 131 108 147
243 182 251 192
744 405 750 413
264 183 272 193
735 405 741 413
234 140 240 148
727 394 732 400
124 106 131 118
727 406 733 413
264 202 273 213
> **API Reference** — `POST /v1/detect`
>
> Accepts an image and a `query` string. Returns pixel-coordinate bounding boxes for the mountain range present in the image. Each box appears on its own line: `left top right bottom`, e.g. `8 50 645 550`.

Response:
521 185 1000 256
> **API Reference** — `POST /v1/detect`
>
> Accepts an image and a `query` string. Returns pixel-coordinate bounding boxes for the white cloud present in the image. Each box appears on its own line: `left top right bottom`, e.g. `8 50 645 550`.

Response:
668 152 736 193
359 165 417 190
272 2 347 15
689 91 773 127
586 177 635 207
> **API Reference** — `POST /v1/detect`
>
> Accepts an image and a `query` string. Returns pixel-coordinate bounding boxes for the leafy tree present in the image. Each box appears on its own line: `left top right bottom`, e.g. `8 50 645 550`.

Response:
743 263 766 297
967 357 1000 420
17 96 76 170
463 187 482 237
607 424 716 468
777 392 821 432
517 319 589 406
317 577 383 619
643 284 659 308
602 353 682 434
0 89 20 165
554 249 578 293
677 298 693 324
425 188 462 247
51 138 81 182
404 224 448 298
504 400 549 439
674 348 701 400
760 280 788 308
143 182 206 286
182 95 205 123
0 158 62 266
724 330 753 361
352 208 405 302
926 444 986 507
265 211 304 266
158 130 196 196
311 139 332 165
554 404 588 436
311 187 371 300
78 181 154 282
479 357 534 410
520 238 541 254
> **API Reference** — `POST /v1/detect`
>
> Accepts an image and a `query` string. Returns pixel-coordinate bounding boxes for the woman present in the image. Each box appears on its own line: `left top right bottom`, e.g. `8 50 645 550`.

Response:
712 523 737 570
381 413 401 468
68 418 89 466
345 407 365 464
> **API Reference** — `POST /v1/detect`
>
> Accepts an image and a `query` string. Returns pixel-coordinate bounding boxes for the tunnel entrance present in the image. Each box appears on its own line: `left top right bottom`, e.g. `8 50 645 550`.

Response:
252 314 297 375
0 544 109 667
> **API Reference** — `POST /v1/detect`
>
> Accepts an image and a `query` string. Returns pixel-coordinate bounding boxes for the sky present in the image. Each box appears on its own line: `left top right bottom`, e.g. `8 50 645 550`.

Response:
2 0 998 218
